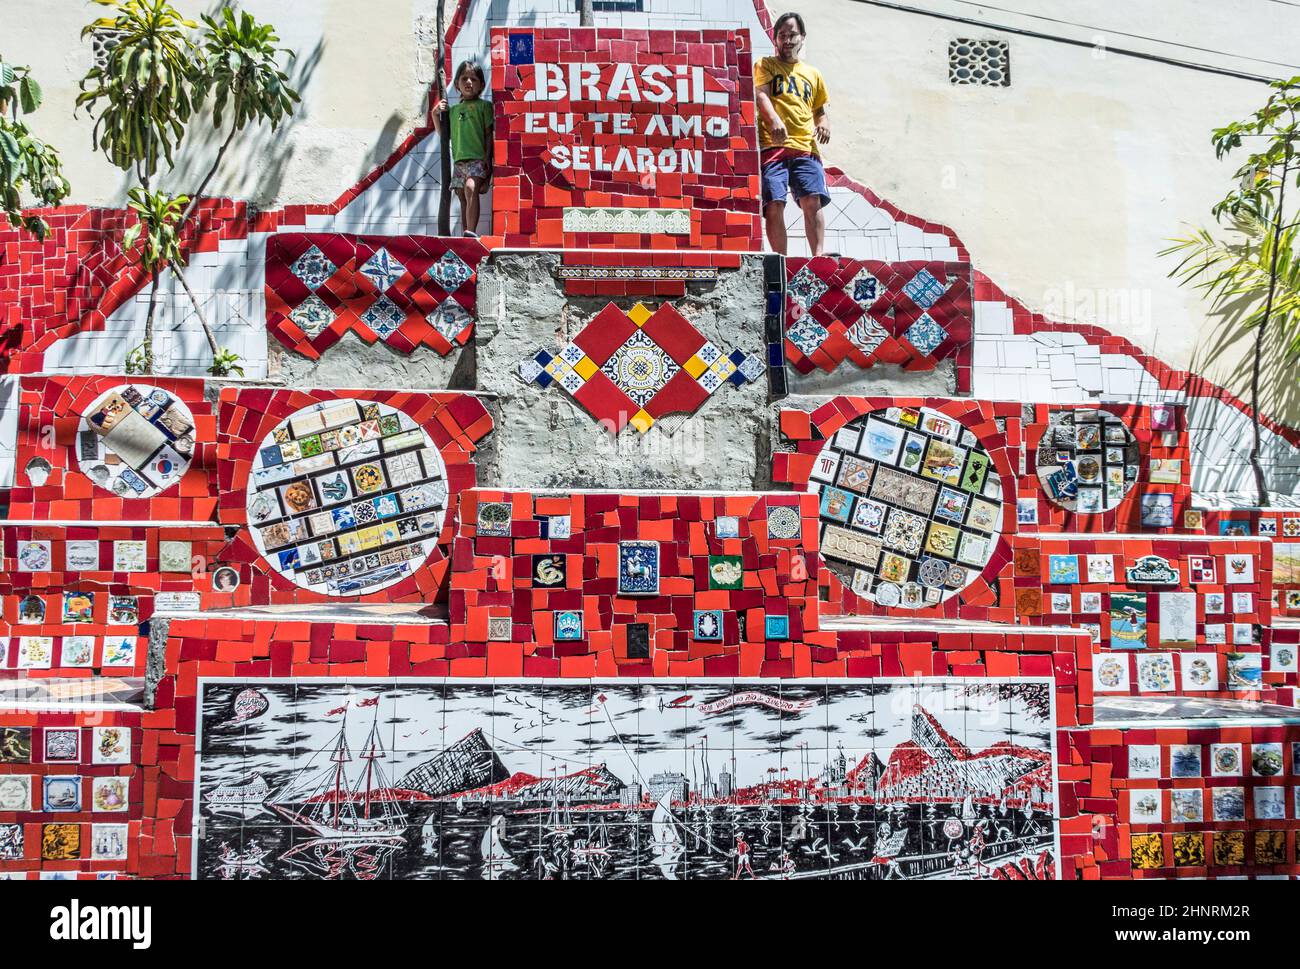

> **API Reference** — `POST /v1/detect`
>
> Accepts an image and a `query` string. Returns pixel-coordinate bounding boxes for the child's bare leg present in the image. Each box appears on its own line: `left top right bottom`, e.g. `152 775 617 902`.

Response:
462 180 480 234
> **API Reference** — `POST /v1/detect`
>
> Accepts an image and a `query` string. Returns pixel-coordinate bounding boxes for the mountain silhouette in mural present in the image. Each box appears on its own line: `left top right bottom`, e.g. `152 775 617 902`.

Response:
874 706 1052 802
845 752 887 795
398 728 511 797
450 764 628 803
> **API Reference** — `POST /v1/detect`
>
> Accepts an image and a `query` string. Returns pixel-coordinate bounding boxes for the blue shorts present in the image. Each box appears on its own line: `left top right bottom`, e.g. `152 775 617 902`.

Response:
761 154 830 208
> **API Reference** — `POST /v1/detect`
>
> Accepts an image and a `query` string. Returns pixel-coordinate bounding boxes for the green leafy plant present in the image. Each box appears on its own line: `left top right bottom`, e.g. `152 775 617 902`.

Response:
1162 76 1300 507
124 342 153 375
78 1 300 374
207 346 245 377
122 187 210 373
0 58 71 237
76 0 198 185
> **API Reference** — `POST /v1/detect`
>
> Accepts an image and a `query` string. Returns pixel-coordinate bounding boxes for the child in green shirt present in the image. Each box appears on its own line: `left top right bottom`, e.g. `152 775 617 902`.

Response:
434 60 494 237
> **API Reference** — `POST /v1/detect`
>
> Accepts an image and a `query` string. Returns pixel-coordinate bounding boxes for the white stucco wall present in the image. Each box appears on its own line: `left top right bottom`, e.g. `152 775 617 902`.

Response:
792 0 1300 425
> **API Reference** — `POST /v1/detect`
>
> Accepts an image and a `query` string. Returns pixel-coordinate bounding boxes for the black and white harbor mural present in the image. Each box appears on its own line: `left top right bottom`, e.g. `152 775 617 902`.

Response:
194 678 1060 880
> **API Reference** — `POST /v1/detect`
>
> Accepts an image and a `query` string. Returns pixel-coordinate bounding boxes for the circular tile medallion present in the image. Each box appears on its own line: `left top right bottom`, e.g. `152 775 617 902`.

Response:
807 406 1004 609
246 398 449 595
77 384 195 497
1035 408 1140 513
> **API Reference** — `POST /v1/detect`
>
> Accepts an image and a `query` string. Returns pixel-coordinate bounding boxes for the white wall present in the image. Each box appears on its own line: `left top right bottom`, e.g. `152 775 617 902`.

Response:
790 0 1300 425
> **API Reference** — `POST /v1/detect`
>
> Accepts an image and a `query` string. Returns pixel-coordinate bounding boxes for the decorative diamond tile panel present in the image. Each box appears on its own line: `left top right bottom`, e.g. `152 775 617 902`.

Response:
429 299 473 342
850 267 880 308
737 354 765 384
788 317 830 356
787 265 830 312
782 258 974 388
519 302 762 433
903 268 946 309
266 234 488 360
360 294 404 338
600 330 681 407
903 312 947 356
847 317 889 356
289 294 335 337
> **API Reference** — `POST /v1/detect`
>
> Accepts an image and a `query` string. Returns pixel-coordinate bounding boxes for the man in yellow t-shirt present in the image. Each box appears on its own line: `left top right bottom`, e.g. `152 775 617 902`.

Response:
754 12 831 256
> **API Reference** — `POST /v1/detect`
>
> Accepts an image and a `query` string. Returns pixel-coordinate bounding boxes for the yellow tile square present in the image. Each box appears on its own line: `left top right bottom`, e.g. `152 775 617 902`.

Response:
627 302 653 327
629 409 655 433
684 354 708 378
574 355 598 380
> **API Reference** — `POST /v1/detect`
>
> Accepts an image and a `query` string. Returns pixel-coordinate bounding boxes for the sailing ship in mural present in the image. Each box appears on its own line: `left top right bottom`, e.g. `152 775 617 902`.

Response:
194 679 1059 880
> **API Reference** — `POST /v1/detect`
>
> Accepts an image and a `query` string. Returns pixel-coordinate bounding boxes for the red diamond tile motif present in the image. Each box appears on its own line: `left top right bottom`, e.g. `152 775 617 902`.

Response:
518 302 763 434
266 233 488 360
784 257 974 391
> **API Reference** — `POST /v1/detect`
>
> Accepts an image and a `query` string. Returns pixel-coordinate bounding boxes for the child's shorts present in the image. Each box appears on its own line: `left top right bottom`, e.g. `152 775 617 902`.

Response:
452 158 489 190
761 154 830 208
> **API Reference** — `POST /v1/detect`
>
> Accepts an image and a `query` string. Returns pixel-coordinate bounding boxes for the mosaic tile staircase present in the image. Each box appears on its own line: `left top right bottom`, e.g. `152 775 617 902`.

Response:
5 374 1300 879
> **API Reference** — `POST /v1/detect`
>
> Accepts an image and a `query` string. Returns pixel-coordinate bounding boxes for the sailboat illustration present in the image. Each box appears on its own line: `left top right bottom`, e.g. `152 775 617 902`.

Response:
651 792 684 879
572 815 612 860
269 706 408 842
545 795 574 837
481 815 518 879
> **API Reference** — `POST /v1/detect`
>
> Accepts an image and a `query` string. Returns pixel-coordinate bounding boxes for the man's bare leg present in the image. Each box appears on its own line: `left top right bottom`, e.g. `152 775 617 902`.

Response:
764 201 788 255
799 194 826 257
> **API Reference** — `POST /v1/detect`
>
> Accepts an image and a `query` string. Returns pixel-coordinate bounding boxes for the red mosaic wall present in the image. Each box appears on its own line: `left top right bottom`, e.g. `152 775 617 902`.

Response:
2 524 227 678
265 233 488 359
1195 509 1300 620
1004 535 1279 709
1268 622 1300 698
449 489 822 674
1021 402 1191 534
490 27 761 251
0 711 144 878
784 258 974 393
774 396 1022 622
7 376 217 521
1062 725 1300 880
214 388 492 606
